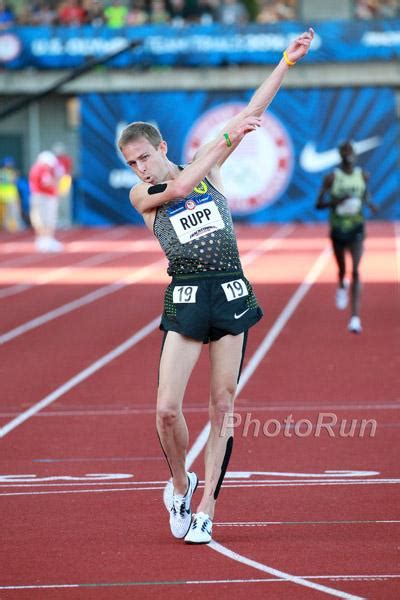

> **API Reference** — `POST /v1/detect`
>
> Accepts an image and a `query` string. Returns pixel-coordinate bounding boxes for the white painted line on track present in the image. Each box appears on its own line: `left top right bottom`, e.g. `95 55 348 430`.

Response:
0 258 166 345
0 251 133 299
0 317 160 438
0 224 291 346
185 245 331 469
0 574 398 591
209 541 365 599
0 229 154 299
0 226 128 265
214 520 400 526
0 226 293 435
181 245 365 600
0 226 292 433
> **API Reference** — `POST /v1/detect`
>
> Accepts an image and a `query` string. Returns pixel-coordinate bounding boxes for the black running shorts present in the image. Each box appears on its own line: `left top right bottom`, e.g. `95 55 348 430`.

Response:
160 271 263 343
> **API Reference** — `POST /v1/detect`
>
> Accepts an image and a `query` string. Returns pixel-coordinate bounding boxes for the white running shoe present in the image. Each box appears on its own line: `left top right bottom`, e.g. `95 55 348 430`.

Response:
335 282 349 310
46 238 64 253
348 316 362 334
35 236 63 253
184 512 213 544
163 478 173 512
169 472 198 539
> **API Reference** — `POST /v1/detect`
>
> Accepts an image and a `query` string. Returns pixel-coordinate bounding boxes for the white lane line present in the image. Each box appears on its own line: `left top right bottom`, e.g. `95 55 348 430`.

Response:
240 224 294 266
0 226 293 439
2 478 399 497
0 226 128 264
185 245 331 468
1 402 397 419
0 258 166 345
0 251 133 299
0 317 160 438
0 226 292 436
214 520 400 526
0 225 291 346
182 246 365 600
0 229 155 299
209 541 365 600
1 478 399 489
0 575 398 590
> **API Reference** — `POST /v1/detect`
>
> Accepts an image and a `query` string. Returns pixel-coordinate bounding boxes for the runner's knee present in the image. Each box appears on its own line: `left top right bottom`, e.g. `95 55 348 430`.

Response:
209 386 236 423
156 401 181 429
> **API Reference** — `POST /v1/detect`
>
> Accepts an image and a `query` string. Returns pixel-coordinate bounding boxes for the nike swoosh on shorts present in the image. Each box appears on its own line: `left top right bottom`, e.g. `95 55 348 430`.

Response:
234 308 250 319
299 136 381 173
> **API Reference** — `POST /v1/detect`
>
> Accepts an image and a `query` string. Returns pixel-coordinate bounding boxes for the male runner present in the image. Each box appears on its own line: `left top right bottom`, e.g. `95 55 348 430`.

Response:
119 28 314 544
316 140 377 333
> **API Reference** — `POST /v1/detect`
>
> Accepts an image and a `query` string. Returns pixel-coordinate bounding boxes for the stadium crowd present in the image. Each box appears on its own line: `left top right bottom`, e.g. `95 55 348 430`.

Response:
0 0 398 29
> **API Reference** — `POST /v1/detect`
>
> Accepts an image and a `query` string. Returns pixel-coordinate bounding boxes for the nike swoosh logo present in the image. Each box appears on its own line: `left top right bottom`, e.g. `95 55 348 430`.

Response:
300 136 381 173
234 308 250 319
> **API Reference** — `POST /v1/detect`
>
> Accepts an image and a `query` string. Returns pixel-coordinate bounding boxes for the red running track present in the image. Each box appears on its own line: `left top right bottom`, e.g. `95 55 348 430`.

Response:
0 223 399 599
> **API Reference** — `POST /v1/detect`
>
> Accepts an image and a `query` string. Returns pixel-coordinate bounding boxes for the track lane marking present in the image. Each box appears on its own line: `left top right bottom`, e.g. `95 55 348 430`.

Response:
183 246 367 600
210 541 365 600
0 258 166 345
0 574 398 591
0 317 160 438
0 225 292 435
0 224 291 346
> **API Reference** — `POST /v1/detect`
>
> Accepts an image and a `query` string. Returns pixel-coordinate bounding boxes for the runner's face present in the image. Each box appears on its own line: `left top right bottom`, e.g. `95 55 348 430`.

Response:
340 144 355 166
122 137 167 184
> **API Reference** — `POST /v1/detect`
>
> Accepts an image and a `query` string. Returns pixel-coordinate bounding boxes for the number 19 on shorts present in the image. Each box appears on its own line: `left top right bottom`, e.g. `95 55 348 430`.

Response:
173 285 198 303
221 279 248 302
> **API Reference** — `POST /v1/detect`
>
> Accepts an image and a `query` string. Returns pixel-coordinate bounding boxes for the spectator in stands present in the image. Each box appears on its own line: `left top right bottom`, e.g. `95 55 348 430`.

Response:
377 0 398 17
29 150 64 252
58 0 87 25
31 2 58 25
197 0 220 24
218 0 248 24
84 0 106 26
168 0 186 26
256 0 296 23
0 1 15 28
126 0 149 25
355 0 381 18
149 0 170 23
104 0 129 27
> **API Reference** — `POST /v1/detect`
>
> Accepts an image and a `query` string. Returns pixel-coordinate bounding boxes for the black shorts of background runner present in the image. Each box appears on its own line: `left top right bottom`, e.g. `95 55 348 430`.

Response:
330 222 364 248
160 270 263 343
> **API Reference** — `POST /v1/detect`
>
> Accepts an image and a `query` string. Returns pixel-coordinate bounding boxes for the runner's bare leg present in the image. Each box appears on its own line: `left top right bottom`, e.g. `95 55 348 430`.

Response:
196 332 245 518
157 331 202 494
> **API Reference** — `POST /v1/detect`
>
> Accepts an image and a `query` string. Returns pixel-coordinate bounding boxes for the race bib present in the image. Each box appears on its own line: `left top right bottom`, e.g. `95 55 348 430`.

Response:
336 197 362 217
173 285 198 303
167 194 225 245
221 279 248 302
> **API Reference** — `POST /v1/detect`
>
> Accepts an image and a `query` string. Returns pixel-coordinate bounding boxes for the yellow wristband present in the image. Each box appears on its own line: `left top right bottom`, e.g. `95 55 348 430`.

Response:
223 132 232 147
283 50 296 67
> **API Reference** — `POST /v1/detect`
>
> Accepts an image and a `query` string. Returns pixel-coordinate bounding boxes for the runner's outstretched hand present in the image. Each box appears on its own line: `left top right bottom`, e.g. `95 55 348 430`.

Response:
227 116 262 146
285 28 314 64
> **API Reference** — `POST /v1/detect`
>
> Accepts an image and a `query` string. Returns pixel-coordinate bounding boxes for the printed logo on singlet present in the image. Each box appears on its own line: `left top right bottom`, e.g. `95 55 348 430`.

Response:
167 193 225 244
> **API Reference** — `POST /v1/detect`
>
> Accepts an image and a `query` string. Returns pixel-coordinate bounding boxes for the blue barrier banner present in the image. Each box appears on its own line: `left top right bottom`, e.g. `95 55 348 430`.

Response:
1 20 400 68
78 87 399 225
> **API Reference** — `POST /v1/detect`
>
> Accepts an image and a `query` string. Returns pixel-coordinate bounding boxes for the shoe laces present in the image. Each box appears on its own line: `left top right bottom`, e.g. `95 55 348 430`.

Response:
192 513 210 532
171 494 187 518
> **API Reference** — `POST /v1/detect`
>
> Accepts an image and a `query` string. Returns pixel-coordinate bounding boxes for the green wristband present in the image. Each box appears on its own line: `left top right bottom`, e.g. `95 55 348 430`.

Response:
224 132 232 147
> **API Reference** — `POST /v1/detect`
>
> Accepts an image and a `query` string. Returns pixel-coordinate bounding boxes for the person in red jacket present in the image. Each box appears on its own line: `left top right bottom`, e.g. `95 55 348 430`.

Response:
29 151 64 252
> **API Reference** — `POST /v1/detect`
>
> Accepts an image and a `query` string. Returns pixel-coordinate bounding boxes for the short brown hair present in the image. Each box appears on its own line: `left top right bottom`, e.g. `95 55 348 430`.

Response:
118 121 162 150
